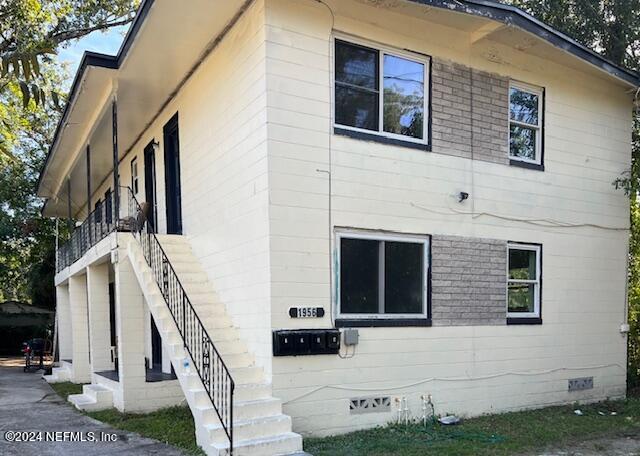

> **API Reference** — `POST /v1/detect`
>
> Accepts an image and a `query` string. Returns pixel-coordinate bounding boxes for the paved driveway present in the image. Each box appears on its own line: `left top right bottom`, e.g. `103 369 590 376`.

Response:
0 359 185 455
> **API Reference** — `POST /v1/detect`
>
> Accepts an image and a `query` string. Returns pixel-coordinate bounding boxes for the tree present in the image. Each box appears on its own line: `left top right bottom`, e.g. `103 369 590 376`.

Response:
507 0 640 388
0 0 138 307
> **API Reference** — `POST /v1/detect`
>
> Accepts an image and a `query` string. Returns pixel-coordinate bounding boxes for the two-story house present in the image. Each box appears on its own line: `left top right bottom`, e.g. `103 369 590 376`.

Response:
37 0 638 454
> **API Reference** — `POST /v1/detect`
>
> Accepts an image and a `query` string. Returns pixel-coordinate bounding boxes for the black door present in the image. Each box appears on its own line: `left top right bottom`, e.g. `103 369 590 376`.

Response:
163 113 182 235
104 188 112 225
108 283 117 371
150 317 162 371
143 141 157 232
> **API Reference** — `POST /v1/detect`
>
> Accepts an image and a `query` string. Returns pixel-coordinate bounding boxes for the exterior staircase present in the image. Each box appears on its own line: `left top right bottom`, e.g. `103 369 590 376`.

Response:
68 384 114 411
127 234 303 456
43 360 72 383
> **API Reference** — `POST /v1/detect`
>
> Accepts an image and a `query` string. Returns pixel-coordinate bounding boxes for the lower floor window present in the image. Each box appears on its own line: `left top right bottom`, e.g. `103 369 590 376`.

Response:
507 243 541 318
337 231 429 319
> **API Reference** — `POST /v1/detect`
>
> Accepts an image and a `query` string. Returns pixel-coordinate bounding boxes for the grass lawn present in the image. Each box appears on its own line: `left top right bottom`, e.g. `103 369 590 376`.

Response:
49 381 84 400
304 398 640 456
88 406 204 455
50 382 203 455
49 381 640 456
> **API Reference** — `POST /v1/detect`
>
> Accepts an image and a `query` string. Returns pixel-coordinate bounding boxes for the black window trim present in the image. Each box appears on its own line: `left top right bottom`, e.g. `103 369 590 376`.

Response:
333 36 432 149
508 81 545 170
130 156 139 195
335 229 432 324
506 241 543 325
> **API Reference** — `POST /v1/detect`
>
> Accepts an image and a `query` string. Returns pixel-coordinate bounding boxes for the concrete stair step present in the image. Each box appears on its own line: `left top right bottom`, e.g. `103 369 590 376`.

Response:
229 366 263 385
200 315 233 329
234 397 283 421
214 339 248 355
43 366 70 383
235 382 272 402
175 271 209 284
83 384 113 402
158 243 192 254
212 432 303 456
156 235 190 245
191 391 281 421
68 391 112 412
171 264 206 276
206 414 292 443
190 381 272 405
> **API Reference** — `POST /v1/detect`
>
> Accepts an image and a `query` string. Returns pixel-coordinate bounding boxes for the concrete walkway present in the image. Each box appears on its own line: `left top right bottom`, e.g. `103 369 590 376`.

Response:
0 359 185 455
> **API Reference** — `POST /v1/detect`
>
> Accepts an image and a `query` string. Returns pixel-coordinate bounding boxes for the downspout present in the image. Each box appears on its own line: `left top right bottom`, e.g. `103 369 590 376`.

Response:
86 144 91 244
86 144 91 216
112 98 120 224
66 179 73 232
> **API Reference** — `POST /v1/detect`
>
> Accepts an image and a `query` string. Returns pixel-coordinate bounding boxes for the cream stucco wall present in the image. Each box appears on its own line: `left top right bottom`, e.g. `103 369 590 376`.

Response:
263 0 632 436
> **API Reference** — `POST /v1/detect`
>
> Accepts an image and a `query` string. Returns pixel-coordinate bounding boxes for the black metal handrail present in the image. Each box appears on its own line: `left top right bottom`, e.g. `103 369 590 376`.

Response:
125 187 234 453
56 192 116 272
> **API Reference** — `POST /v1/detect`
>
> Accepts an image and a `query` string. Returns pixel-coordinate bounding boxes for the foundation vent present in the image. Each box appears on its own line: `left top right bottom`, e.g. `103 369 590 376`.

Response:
349 396 391 414
568 377 593 392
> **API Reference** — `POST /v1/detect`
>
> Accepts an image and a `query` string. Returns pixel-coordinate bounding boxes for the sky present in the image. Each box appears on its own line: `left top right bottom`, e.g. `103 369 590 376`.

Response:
57 25 129 82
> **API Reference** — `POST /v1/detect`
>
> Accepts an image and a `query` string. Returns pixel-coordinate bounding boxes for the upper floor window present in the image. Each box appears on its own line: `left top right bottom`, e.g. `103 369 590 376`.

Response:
131 157 139 195
507 243 541 322
337 230 430 322
334 39 429 144
509 82 543 165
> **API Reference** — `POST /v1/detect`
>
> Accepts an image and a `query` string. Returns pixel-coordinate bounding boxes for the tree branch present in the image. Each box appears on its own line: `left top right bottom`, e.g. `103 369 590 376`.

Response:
48 16 134 48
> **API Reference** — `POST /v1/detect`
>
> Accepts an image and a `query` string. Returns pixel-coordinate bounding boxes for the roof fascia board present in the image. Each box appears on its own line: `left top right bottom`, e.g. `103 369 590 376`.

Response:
410 0 640 87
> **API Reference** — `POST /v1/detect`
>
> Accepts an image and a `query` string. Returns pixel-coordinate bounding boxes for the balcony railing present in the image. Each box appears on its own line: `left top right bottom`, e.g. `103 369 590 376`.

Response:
56 191 116 272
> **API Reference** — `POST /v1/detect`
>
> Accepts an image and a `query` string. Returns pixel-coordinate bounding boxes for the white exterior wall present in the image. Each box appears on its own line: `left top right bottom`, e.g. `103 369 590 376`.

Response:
86 262 113 372
55 284 73 360
264 0 632 436
91 0 274 373
68 273 92 383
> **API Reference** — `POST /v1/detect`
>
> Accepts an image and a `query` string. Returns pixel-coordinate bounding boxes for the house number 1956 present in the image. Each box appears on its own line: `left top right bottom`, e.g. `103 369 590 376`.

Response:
289 307 325 318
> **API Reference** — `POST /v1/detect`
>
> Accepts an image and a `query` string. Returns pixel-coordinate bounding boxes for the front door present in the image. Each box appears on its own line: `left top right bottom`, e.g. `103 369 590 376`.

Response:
163 113 182 234
150 317 162 371
143 141 157 232
108 283 117 371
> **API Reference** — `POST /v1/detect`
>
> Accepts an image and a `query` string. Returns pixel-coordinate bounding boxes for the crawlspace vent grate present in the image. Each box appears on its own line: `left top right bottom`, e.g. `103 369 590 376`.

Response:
568 377 594 392
349 396 391 414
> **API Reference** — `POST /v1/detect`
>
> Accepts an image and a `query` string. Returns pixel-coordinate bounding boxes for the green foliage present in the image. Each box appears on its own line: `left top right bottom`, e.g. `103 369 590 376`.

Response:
305 398 640 456
0 0 137 307
0 0 138 109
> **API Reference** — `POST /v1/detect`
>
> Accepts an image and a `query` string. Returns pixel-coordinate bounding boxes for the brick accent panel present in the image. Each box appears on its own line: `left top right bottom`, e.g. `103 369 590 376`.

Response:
431 60 472 158
431 58 509 165
470 70 509 164
431 235 507 326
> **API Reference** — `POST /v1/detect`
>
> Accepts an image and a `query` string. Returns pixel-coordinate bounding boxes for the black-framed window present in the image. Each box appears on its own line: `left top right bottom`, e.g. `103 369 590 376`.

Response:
334 39 429 144
94 199 102 223
337 231 430 321
509 82 544 166
131 157 139 195
507 243 542 321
